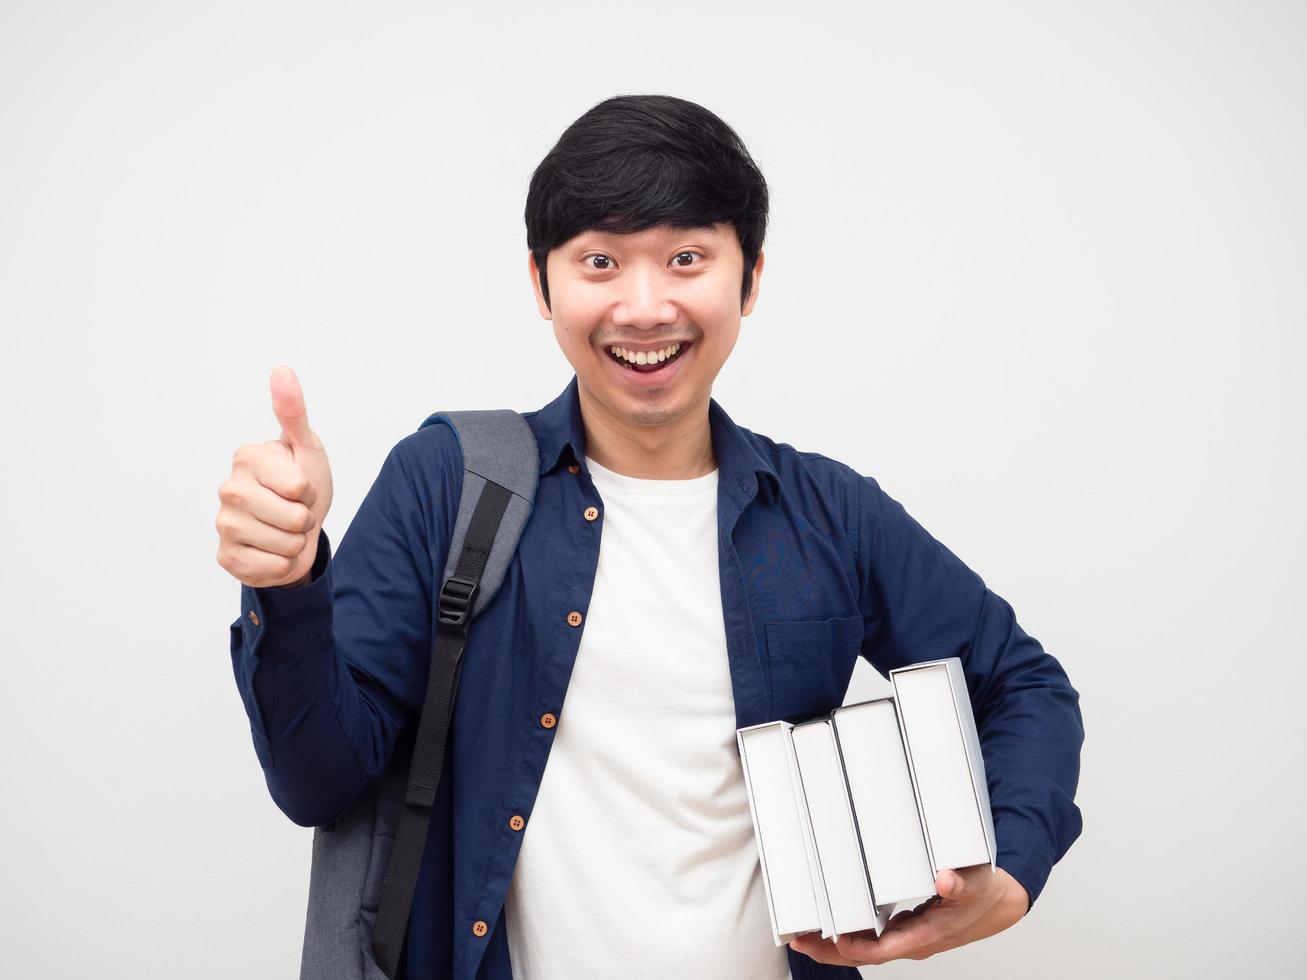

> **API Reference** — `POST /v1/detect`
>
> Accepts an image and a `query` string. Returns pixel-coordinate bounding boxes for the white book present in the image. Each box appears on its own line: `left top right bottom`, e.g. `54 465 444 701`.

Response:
736 721 825 945
890 658 997 874
830 697 937 908
791 719 890 938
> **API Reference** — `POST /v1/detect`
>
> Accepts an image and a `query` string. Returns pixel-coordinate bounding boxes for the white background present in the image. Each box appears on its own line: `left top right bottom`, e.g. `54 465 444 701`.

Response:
2 1 1303 977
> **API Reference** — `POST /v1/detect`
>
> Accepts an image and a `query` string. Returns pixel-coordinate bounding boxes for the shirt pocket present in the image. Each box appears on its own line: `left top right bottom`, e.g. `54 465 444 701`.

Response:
764 613 865 722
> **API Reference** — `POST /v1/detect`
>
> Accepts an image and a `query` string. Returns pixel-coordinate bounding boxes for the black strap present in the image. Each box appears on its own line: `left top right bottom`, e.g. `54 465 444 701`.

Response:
371 479 513 979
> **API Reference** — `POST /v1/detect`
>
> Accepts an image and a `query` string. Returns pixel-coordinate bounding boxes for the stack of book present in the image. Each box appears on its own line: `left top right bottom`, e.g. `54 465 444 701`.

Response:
736 657 997 946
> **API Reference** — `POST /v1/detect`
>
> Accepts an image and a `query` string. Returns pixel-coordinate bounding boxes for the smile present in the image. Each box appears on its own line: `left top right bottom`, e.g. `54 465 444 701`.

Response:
606 342 690 373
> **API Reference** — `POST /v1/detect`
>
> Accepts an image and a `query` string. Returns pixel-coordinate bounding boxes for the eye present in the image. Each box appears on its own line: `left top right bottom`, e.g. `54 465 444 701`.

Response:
587 254 613 270
671 251 699 267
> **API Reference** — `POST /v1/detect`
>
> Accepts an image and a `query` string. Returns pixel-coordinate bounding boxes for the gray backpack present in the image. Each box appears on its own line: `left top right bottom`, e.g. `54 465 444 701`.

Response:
297 410 539 980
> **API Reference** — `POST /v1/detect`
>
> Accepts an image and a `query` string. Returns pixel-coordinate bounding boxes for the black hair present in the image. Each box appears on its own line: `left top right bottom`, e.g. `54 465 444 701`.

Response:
525 94 769 311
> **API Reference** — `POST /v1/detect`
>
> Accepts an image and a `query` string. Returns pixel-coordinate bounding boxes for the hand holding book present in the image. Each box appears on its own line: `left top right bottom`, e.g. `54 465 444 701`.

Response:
788 864 1029 966
736 656 1023 963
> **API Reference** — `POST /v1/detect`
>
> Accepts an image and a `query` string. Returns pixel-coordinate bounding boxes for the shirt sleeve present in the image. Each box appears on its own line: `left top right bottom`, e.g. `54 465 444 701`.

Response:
853 473 1084 912
227 427 461 827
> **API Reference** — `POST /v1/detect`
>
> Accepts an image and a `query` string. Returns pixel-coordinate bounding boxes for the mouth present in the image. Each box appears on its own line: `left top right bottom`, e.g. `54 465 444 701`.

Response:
604 341 692 374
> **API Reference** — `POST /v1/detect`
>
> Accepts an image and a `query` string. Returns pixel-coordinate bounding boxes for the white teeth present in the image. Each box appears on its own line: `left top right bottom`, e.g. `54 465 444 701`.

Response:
608 342 684 365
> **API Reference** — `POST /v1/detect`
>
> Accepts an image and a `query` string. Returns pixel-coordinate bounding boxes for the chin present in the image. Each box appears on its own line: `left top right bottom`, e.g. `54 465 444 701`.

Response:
622 401 691 428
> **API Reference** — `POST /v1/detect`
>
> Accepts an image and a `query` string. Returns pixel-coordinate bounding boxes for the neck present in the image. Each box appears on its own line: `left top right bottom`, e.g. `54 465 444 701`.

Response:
577 386 717 480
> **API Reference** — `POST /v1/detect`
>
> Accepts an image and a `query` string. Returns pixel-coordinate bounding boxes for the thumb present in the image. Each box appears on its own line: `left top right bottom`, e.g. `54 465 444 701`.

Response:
270 364 314 448
936 869 965 901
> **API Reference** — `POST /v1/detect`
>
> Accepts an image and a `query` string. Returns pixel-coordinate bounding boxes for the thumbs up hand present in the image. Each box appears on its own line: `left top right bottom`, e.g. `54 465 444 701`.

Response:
216 365 335 589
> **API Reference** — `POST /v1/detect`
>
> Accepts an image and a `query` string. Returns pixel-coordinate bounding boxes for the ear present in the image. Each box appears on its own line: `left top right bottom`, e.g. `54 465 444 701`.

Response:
528 251 552 320
741 248 765 316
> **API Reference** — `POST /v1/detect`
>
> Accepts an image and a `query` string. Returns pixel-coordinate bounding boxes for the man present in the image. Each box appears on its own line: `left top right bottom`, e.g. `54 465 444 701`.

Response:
216 94 1083 978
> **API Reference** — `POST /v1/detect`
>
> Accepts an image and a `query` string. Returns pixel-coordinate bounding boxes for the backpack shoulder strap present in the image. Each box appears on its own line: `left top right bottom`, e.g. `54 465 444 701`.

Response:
420 409 538 619
369 409 537 979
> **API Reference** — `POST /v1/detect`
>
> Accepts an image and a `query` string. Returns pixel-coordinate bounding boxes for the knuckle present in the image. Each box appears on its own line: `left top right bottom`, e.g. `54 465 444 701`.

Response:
252 553 287 584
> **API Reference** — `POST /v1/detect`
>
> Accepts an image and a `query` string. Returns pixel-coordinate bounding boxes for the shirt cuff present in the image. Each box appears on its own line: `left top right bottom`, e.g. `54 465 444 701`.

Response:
237 527 334 658
994 817 1058 914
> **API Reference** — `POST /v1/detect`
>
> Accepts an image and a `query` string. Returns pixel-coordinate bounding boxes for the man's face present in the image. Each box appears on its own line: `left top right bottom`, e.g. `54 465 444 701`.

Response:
530 221 763 430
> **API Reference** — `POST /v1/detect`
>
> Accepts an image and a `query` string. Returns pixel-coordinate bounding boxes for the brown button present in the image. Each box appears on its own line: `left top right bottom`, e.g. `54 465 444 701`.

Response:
567 463 580 474
583 505 599 521
566 610 583 627
509 814 525 832
247 609 260 627
472 919 488 937
540 712 557 729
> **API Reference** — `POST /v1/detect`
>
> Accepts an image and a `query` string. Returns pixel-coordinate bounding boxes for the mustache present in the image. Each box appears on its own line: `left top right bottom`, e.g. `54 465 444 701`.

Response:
597 331 698 346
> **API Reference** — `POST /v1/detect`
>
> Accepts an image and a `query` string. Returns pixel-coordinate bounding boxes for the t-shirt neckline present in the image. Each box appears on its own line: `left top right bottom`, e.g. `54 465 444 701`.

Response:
584 455 719 499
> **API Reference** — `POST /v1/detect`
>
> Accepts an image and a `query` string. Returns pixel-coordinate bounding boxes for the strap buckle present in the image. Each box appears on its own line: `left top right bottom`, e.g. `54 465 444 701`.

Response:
437 573 478 628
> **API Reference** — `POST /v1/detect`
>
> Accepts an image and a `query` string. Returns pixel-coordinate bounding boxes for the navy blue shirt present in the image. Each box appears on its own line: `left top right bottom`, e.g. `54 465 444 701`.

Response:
230 376 1083 980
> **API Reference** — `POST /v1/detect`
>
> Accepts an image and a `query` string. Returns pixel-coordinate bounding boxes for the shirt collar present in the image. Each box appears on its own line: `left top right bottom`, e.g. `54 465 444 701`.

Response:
532 375 781 505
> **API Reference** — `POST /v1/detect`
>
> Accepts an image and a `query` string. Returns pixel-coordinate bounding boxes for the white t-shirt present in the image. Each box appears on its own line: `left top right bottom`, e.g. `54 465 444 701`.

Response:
503 455 791 980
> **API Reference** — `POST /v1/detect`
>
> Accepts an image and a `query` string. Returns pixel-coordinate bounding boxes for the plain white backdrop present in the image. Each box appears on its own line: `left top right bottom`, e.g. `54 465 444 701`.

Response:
2 1 1303 977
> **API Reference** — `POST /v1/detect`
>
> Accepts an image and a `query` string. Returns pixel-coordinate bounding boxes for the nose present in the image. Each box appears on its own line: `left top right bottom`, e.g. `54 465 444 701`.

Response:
611 264 679 332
